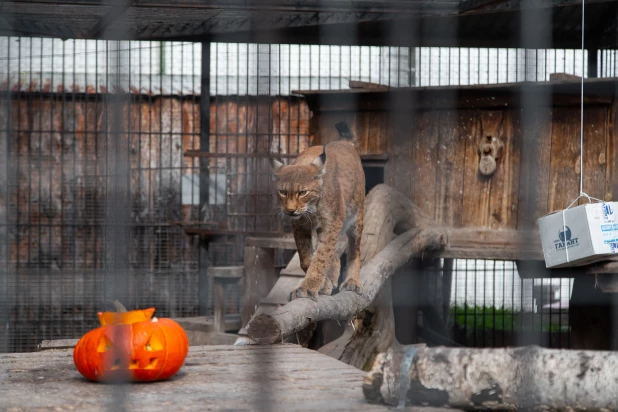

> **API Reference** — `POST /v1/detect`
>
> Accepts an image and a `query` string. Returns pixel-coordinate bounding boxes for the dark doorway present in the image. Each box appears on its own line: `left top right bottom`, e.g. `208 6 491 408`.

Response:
363 165 384 194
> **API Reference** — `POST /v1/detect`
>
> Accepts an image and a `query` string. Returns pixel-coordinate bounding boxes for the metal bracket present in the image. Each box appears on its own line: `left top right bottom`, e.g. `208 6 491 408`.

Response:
478 134 504 176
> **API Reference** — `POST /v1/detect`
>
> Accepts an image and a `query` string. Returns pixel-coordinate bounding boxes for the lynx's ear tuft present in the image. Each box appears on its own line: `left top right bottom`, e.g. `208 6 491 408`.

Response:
311 148 327 179
269 157 284 176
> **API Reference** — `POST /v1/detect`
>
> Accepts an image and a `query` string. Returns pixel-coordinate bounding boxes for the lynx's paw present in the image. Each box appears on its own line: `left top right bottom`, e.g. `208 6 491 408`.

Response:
319 278 334 296
339 278 363 295
289 286 318 302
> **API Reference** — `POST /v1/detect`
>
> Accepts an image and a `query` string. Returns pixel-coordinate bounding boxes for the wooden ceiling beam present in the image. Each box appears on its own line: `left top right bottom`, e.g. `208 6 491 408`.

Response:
460 0 618 15
1 0 460 15
89 0 136 39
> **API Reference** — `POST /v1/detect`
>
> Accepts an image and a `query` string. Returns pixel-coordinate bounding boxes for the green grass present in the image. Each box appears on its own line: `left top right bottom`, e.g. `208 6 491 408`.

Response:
450 304 569 333
451 304 517 331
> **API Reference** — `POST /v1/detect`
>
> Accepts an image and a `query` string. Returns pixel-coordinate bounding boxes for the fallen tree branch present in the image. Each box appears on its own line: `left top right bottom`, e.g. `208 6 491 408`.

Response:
246 227 447 344
363 344 618 410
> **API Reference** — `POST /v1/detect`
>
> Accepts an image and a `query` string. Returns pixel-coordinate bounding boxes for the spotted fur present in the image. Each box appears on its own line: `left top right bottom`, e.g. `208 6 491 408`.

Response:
270 141 365 301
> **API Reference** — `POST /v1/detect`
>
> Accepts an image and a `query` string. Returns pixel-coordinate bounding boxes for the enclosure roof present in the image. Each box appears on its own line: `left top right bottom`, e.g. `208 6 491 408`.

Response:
1 0 617 49
294 78 618 111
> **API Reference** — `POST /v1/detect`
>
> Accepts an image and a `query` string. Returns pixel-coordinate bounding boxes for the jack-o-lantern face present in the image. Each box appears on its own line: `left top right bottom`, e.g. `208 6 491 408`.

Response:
73 308 189 383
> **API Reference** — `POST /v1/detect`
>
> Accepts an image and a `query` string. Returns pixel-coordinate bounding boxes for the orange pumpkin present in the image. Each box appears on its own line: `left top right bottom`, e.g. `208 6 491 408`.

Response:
73 307 189 383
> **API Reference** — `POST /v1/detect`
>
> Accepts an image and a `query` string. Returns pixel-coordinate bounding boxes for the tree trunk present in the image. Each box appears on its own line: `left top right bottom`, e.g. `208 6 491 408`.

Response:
318 279 397 370
318 184 437 369
364 344 618 411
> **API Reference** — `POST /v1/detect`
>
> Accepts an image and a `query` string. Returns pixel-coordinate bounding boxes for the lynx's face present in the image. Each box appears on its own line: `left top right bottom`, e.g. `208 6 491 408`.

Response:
275 170 321 216
270 151 326 218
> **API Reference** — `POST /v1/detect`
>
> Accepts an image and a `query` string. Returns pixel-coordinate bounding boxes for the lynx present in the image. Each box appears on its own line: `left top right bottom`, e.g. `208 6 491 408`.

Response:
270 140 365 301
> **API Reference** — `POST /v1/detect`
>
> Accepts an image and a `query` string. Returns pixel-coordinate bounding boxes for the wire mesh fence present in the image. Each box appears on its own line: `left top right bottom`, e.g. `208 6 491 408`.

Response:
0 35 614 352
449 259 572 349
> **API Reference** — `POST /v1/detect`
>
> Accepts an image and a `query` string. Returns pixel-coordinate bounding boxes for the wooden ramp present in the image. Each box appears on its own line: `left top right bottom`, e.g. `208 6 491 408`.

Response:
0 344 456 411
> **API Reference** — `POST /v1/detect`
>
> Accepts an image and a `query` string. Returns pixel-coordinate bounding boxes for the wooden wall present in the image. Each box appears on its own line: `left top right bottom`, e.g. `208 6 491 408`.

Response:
307 81 618 232
0 93 309 352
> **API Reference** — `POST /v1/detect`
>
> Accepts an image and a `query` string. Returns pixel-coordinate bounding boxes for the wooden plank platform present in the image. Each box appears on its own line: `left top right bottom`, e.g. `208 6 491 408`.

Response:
245 228 545 261
0 344 457 412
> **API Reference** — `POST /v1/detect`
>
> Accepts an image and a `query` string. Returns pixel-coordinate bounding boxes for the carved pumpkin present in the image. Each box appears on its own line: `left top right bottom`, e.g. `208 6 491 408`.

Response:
73 307 189 382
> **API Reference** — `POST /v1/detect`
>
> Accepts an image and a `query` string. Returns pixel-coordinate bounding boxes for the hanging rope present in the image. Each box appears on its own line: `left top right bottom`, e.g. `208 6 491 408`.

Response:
568 0 602 207
560 0 605 263
579 0 585 197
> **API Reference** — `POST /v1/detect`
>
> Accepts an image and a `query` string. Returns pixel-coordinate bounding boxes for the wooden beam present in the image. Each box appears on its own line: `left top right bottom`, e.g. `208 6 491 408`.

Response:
348 80 389 89
517 258 618 279
185 227 286 238
184 151 389 163
295 80 618 113
460 0 617 14
88 0 135 39
459 0 509 13
245 236 296 250
243 228 614 264
134 0 461 14
207 266 244 279
441 228 542 261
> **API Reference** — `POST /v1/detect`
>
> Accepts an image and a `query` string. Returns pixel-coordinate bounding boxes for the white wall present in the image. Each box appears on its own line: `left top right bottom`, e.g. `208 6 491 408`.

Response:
0 37 589 95
450 259 574 312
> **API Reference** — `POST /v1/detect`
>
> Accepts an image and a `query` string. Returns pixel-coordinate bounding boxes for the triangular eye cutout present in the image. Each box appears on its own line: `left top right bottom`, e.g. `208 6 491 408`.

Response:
97 336 113 353
145 334 164 352
145 358 159 370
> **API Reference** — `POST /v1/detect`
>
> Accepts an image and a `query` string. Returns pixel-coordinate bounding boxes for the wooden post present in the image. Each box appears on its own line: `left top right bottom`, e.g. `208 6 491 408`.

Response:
209 266 244 333
569 274 613 350
392 263 420 345
417 258 450 344
213 280 225 332
241 245 277 328
442 258 453 326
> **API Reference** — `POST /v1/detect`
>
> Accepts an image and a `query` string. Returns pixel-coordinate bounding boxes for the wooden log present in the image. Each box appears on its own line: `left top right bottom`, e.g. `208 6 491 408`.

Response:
246 227 447 344
363 344 618 410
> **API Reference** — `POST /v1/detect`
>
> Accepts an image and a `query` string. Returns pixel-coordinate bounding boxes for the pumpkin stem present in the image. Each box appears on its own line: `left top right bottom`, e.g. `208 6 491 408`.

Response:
113 300 128 313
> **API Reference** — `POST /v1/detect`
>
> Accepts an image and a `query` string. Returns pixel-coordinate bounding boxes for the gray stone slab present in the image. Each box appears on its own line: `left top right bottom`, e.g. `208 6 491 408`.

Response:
1 344 459 412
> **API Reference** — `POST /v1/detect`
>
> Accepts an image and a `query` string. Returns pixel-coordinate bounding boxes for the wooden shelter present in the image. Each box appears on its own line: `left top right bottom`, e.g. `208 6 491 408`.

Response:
3 0 618 354
303 79 618 261
3 0 618 410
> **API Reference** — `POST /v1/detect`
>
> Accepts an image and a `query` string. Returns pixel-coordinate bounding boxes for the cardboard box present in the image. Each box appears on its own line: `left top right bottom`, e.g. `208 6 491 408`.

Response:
537 201 618 268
